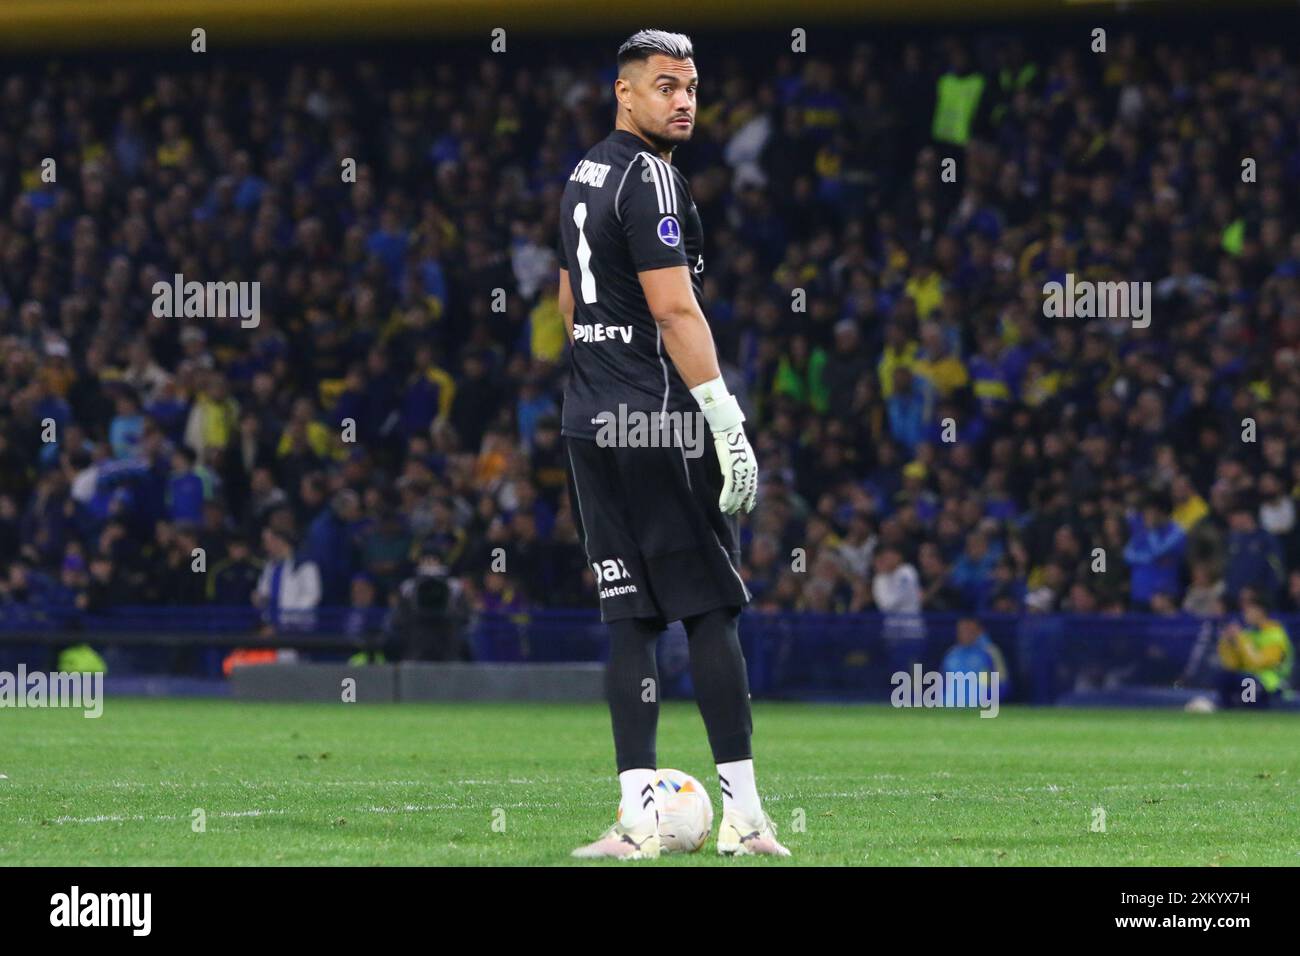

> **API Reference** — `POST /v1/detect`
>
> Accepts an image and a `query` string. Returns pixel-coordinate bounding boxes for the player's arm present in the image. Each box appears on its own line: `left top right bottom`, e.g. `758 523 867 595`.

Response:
639 266 720 386
622 156 756 514
558 268 574 345
641 265 755 514
621 156 720 385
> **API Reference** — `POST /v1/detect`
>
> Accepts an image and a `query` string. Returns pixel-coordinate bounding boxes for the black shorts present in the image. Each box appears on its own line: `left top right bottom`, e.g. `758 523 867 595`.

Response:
565 435 751 624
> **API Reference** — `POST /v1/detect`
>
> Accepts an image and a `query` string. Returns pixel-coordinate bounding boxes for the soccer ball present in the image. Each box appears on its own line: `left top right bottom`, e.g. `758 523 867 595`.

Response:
654 768 714 853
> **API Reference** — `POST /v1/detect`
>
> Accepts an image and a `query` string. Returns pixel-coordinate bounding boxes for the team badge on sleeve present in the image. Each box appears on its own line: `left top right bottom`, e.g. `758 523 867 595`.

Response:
657 216 681 247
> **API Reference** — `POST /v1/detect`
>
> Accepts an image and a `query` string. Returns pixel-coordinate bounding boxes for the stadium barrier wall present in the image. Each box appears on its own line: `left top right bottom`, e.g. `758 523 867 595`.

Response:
228 661 604 702
396 661 604 702
230 661 399 702
1 606 1282 706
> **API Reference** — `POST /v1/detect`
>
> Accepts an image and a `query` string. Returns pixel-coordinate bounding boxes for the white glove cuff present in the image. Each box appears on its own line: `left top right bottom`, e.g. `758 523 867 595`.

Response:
690 376 745 432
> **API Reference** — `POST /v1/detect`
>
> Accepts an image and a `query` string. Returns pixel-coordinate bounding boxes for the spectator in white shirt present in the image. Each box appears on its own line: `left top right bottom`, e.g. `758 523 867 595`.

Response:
1258 472 1295 537
872 545 921 612
872 544 924 643
255 526 321 633
837 512 877 580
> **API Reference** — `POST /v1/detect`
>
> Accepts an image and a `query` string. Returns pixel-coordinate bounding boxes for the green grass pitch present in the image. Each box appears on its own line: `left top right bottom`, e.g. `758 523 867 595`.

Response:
1 698 1297 865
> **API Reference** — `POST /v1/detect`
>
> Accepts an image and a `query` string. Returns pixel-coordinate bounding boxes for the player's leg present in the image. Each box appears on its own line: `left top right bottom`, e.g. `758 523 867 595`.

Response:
566 436 664 858
572 613 665 859
614 440 788 855
683 605 790 857
682 605 752 792
606 614 663 824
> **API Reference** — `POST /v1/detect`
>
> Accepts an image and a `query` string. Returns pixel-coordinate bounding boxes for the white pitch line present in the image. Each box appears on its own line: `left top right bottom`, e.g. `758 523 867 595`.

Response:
37 808 289 826
36 778 556 790
30 801 569 827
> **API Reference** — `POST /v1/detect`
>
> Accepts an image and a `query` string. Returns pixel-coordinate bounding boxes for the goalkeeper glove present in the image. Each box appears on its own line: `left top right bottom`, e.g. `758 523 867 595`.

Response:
691 376 758 515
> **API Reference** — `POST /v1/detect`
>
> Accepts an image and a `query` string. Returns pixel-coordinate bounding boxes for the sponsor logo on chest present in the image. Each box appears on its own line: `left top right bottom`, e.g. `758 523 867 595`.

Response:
573 323 632 344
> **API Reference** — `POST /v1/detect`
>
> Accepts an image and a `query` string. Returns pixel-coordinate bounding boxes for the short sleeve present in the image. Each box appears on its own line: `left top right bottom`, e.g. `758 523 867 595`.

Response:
556 224 568 270
618 154 689 273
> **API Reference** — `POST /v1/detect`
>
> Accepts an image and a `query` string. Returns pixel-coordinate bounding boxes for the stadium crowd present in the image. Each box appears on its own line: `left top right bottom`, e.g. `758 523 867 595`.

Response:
3 28 1300 630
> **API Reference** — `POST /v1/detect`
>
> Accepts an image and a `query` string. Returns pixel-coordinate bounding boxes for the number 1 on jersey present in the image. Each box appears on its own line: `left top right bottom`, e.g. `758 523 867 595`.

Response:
573 202 597 304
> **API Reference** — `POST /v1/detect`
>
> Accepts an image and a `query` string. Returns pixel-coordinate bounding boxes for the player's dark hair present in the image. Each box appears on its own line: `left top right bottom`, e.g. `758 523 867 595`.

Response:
617 29 694 71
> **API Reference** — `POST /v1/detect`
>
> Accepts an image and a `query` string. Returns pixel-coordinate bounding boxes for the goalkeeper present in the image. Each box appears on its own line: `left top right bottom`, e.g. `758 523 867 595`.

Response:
555 29 785 859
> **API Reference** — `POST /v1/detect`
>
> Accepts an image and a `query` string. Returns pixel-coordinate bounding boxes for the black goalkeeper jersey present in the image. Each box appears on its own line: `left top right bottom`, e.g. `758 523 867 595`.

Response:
557 128 705 440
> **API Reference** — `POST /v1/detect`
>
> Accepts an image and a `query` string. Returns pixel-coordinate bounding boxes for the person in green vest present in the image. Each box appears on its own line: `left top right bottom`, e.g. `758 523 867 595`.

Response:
1217 592 1294 708
932 46 985 147
772 334 829 414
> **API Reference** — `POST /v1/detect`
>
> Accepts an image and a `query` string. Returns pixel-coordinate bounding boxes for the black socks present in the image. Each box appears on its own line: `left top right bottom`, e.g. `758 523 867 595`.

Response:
683 605 754 764
606 606 753 772
606 616 662 773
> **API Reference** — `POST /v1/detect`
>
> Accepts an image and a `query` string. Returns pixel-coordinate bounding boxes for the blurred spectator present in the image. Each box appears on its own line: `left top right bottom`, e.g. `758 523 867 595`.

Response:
1216 595 1294 708
108 390 145 460
304 488 363 604
1224 504 1284 605
254 526 321 633
940 617 1009 705
950 529 998 610
872 545 920 612
208 536 263 606
344 572 388 660
1182 562 1226 618
886 367 931 453
167 447 206 523
1123 495 1186 611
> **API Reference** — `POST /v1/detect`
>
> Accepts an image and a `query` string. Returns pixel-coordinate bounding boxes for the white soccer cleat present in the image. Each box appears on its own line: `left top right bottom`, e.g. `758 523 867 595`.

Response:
716 808 792 857
571 817 661 860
